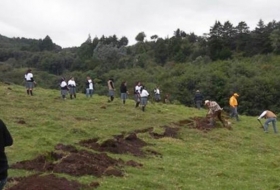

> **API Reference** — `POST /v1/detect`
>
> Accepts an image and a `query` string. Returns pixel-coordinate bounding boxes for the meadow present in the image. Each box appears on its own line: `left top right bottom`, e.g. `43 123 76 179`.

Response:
1 82 280 190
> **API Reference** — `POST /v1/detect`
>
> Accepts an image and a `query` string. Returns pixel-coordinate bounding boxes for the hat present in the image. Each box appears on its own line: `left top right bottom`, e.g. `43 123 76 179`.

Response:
196 90 200 92
234 93 239 97
204 100 210 105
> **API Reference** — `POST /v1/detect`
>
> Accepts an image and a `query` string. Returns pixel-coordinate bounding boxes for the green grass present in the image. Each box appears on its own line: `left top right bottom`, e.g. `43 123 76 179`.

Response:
1 82 280 190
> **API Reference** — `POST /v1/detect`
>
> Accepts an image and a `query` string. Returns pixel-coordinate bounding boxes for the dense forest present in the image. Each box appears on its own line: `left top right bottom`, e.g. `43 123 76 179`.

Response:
1 19 280 116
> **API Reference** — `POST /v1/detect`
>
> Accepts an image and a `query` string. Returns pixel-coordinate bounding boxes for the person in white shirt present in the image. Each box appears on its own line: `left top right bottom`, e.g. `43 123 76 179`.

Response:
25 69 35 96
258 110 277 133
153 86 161 102
67 77 76 99
60 77 68 100
85 76 94 98
140 86 149 112
134 81 142 108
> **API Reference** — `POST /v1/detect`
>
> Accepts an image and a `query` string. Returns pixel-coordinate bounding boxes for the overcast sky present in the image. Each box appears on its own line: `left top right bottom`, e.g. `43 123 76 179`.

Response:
0 0 279 48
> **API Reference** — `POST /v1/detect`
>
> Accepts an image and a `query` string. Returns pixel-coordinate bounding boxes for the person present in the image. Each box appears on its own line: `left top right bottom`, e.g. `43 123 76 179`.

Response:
120 81 129 104
134 82 142 107
204 100 226 128
67 77 77 99
229 93 240 121
0 119 13 190
107 78 115 102
85 76 94 98
60 77 68 100
140 86 149 111
194 90 203 109
25 69 36 96
153 86 161 102
258 110 278 133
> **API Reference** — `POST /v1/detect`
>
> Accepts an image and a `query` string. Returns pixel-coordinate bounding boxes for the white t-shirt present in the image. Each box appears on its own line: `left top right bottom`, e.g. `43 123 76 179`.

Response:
25 73 33 81
88 79 93 90
140 89 149 97
60 81 67 88
135 85 142 94
68 79 76 87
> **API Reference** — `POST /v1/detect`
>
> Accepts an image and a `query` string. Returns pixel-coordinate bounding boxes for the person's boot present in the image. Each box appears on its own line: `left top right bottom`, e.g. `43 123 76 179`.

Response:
70 95 73 99
27 89 30 95
30 90 33 96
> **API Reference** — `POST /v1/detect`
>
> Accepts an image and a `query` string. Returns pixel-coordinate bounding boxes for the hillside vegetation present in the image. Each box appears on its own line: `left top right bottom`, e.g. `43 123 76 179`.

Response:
1 19 280 115
2 83 280 190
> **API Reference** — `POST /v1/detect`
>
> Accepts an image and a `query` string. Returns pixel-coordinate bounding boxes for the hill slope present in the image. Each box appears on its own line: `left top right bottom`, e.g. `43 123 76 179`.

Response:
1 83 280 190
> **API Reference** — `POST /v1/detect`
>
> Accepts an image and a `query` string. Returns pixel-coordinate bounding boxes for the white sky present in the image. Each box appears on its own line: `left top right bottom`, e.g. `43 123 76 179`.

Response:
0 0 279 48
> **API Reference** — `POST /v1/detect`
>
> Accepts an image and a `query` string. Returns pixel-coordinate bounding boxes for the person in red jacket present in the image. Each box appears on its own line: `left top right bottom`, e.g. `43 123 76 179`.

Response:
0 119 13 190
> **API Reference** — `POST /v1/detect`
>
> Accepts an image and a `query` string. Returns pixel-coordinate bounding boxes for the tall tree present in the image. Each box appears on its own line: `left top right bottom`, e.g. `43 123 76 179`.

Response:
135 32 146 42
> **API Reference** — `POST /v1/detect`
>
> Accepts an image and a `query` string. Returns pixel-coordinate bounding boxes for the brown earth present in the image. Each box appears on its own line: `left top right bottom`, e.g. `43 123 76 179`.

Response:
8 116 230 189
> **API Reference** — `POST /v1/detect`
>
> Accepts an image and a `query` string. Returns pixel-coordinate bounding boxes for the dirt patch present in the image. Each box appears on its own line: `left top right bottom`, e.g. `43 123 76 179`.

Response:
149 125 180 139
175 115 231 131
7 174 90 190
79 133 148 157
11 149 123 177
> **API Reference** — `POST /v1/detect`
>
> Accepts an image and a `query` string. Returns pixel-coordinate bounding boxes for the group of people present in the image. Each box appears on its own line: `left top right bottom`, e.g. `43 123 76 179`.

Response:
58 77 158 112
194 90 277 133
60 76 92 100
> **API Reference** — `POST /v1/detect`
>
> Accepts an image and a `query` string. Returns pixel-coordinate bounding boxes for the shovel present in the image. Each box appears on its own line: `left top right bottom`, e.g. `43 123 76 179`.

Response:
258 119 264 130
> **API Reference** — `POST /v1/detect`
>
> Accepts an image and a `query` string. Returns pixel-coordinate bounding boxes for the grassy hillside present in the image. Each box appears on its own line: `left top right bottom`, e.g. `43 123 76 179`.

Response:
1 82 280 190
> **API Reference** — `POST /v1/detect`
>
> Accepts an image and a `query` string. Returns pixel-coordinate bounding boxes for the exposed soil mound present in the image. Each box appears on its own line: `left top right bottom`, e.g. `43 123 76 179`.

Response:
79 133 148 156
149 125 180 139
176 115 231 131
7 174 89 190
11 150 123 177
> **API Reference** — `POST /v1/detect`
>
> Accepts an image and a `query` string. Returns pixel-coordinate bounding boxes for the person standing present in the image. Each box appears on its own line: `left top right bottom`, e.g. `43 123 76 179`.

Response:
134 82 142 108
25 69 36 96
85 77 94 98
67 77 77 99
120 81 129 104
0 119 13 190
229 93 240 121
204 100 226 128
258 110 278 133
153 86 161 102
194 90 203 109
107 78 115 102
140 86 149 112
60 77 68 100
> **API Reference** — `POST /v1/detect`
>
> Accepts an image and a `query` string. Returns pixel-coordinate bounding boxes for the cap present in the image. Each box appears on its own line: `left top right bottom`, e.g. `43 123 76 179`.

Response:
204 100 210 105
196 90 200 92
234 93 239 97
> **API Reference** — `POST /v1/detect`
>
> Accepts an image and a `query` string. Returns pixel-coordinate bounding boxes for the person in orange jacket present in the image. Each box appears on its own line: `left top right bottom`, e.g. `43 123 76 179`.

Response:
229 93 240 121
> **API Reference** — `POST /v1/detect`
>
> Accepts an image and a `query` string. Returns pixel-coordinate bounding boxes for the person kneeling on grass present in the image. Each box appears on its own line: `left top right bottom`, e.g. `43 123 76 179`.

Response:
258 110 277 133
140 86 149 112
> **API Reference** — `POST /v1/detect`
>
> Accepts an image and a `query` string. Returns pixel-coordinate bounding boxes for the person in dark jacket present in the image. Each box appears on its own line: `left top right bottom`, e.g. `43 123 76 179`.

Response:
120 81 129 104
0 119 13 190
194 90 203 109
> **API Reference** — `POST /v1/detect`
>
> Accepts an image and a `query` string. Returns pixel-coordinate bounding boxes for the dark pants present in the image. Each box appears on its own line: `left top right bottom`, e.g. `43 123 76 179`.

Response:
211 110 226 127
